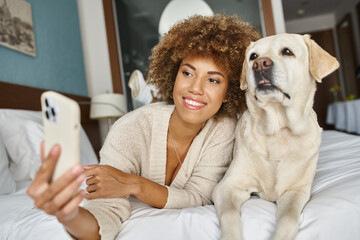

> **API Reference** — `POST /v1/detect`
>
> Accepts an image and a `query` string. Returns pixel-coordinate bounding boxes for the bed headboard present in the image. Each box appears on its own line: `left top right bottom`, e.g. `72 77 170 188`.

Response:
0 81 102 153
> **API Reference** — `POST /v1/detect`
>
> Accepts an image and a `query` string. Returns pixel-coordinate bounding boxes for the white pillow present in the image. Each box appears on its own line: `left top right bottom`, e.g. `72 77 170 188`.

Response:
0 109 43 182
0 109 99 183
0 129 16 194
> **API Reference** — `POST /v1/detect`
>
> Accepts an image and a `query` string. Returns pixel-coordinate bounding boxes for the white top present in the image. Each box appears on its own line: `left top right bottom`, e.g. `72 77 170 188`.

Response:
83 102 236 239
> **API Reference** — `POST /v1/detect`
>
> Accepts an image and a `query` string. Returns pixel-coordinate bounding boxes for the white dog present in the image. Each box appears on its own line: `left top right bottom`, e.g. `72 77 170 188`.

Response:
213 34 339 240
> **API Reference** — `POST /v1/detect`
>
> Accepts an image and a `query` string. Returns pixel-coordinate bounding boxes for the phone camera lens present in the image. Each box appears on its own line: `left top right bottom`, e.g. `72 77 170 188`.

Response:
45 98 49 107
45 110 50 119
51 107 56 117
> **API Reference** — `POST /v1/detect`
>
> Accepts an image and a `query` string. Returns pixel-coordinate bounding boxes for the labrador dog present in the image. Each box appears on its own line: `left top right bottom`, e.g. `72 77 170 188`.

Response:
213 34 339 240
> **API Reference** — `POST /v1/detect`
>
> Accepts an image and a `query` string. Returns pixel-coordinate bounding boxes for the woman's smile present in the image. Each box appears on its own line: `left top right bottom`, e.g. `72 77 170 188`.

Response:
183 96 206 110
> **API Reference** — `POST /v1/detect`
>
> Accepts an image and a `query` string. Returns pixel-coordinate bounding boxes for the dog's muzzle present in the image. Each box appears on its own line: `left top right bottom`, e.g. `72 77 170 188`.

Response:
253 57 290 100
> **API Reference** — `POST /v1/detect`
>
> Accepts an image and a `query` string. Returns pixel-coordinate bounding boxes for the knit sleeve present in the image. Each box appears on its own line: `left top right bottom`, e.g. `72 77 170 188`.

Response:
164 118 236 209
83 107 151 240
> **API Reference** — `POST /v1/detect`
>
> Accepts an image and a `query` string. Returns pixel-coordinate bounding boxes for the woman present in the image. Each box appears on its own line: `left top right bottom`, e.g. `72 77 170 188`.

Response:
27 14 261 240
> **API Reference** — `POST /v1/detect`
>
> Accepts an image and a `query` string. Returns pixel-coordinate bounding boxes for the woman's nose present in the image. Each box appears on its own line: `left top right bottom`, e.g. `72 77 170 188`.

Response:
189 77 204 95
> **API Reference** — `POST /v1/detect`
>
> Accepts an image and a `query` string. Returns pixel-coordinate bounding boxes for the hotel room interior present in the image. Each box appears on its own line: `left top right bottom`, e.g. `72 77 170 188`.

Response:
0 0 360 239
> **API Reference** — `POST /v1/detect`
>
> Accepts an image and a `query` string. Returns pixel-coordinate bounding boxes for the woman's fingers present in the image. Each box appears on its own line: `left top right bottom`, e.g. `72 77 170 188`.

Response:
85 191 100 200
42 172 86 214
82 165 97 170
37 145 61 182
83 165 126 181
83 165 100 178
86 183 97 193
55 190 86 223
86 176 96 186
34 164 83 209
27 145 61 197
28 144 87 223
40 141 45 163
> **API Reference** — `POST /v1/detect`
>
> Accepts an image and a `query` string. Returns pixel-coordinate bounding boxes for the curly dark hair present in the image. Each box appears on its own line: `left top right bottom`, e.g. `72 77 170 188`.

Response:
147 14 261 119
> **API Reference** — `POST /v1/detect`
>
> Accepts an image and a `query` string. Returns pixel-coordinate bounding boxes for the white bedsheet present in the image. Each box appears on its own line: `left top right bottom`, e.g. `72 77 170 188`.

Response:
1 130 359 240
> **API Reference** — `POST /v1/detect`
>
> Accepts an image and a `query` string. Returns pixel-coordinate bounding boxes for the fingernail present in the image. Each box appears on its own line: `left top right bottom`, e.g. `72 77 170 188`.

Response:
51 145 60 155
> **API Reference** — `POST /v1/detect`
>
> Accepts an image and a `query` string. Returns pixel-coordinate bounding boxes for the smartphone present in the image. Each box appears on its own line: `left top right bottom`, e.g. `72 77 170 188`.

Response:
41 91 81 181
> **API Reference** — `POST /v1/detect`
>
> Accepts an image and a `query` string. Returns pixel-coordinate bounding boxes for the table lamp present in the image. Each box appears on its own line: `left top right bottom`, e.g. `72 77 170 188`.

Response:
90 93 127 131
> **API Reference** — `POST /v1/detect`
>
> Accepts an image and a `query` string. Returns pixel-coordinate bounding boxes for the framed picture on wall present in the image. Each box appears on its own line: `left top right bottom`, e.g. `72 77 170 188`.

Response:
0 0 36 57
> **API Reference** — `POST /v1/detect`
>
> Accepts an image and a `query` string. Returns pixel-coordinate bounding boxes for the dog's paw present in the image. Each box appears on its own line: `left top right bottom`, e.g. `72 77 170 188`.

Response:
220 228 243 240
270 227 298 240
219 213 243 240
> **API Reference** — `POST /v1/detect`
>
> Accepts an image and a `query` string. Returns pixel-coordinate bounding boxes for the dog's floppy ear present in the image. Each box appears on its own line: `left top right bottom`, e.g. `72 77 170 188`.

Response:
240 58 247 90
303 34 340 82
240 43 253 90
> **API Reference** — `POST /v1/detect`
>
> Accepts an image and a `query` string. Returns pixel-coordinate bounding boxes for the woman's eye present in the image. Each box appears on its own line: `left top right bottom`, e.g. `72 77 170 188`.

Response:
208 78 220 84
281 48 294 56
182 70 192 77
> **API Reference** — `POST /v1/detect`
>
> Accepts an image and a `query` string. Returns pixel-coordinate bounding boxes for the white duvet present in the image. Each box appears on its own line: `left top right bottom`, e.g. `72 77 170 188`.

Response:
1 130 360 240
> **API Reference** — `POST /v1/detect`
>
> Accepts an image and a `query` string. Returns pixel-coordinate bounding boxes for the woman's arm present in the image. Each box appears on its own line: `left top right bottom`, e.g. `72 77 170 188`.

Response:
61 207 100 240
133 175 168 208
83 164 168 208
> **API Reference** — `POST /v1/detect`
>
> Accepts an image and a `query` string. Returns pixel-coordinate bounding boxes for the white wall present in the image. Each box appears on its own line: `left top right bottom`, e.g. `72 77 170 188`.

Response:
77 0 115 143
77 0 113 98
271 0 286 33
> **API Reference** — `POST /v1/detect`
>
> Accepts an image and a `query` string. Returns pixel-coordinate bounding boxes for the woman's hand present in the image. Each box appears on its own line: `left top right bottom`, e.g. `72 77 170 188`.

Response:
83 165 139 200
27 142 86 223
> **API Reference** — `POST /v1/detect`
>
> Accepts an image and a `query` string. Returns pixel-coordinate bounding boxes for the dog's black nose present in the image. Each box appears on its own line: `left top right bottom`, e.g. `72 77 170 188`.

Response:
253 57 273 71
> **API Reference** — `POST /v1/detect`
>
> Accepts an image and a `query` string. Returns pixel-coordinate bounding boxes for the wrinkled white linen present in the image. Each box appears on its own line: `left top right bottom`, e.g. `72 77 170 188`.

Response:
1 130 359 240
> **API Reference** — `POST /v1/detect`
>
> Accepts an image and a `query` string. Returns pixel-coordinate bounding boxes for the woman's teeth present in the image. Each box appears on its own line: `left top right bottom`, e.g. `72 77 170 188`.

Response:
184 99 205 106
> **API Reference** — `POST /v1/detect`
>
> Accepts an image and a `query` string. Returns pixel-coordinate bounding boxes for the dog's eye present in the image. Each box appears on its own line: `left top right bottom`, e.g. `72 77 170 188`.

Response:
249 53 258 60
281 48 294 56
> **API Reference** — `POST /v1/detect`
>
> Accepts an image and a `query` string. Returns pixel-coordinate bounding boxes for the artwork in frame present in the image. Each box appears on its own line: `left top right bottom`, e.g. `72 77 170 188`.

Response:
0 0 36 57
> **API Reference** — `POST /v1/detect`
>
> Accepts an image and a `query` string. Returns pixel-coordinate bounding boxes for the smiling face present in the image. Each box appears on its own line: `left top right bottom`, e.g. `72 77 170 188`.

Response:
242 34 311 104
172 55 229 126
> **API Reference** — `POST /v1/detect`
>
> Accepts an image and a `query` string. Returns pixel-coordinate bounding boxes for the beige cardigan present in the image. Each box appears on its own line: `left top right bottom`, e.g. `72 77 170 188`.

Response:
83 102 236 239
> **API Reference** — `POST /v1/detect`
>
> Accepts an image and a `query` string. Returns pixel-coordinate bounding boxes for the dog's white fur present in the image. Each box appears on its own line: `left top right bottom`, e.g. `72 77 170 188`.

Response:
213 34 339 240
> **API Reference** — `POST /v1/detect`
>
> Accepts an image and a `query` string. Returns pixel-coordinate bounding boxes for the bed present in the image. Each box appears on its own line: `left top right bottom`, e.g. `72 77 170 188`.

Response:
1 81 360 240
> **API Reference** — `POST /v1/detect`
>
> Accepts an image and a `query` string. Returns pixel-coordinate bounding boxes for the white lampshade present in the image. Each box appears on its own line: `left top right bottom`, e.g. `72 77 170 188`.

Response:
90 93 127 119
158 0 213 37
